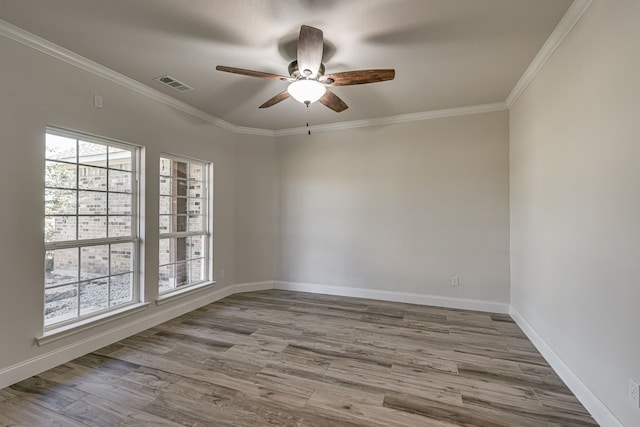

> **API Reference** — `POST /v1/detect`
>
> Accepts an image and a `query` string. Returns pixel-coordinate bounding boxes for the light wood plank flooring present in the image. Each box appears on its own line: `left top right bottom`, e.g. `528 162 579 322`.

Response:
1 290 597 426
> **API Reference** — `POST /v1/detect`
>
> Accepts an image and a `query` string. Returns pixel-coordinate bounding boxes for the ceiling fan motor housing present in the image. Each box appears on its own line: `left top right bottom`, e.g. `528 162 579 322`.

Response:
288 60 325 80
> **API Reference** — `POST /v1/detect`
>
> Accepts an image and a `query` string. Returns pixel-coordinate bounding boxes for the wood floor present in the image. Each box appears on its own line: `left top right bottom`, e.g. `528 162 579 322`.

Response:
0 290 597 426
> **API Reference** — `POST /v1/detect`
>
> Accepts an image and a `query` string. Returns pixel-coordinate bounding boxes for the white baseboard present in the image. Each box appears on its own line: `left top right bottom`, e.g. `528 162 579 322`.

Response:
233 281 275 294
0 284 235 390
274 281 510 314
509 306 623 427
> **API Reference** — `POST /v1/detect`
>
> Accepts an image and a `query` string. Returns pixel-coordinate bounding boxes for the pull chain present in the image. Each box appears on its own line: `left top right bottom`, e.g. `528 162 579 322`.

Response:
305 101 311 135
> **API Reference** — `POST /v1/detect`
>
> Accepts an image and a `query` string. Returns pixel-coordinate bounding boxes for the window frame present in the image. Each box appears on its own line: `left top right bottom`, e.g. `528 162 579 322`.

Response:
158 153 213 296
43 126 141 331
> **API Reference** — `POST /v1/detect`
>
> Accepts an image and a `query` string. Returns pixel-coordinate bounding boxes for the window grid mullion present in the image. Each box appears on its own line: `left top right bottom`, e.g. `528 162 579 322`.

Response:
107 242 112 308
159 231 205 239
75 248 81 320
45 236 135 251
106 167 110 238
75 138 80 242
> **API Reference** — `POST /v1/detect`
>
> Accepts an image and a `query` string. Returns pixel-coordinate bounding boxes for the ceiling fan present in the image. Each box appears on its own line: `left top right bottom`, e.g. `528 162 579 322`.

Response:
216 25 395 112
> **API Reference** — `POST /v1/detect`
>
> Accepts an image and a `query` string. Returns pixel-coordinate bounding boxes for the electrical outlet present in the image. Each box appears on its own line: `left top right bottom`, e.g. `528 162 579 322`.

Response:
451 276 459 287
630 378 640 407
220 269 225 279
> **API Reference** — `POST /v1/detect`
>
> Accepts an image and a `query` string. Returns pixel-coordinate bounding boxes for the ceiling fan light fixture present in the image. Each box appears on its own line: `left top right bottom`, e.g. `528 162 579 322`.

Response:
288 79 326 104
216 25 394 112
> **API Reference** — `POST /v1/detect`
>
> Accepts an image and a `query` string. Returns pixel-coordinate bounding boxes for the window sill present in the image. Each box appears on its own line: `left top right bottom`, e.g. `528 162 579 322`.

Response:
36 302 150 346
156 281 216 306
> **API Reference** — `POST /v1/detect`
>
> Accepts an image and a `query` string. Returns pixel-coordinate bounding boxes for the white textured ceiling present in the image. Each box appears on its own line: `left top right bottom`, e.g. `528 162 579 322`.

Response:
0 0 573 130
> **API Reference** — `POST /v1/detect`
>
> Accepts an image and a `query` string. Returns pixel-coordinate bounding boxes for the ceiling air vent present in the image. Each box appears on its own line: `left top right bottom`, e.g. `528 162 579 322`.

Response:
154 75 193 92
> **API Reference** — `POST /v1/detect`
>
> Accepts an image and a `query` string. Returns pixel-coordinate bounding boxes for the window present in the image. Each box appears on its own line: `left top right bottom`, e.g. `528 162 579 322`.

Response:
159 155 210 294
44 128 139 328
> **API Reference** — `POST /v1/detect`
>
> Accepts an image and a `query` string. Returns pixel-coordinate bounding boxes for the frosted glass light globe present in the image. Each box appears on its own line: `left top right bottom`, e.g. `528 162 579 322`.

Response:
288 79 326 104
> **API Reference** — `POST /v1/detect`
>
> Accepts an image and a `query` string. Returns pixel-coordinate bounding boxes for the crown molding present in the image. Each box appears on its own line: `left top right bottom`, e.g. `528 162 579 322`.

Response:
274 102 508 136
506 0 593 107
0 19 275 137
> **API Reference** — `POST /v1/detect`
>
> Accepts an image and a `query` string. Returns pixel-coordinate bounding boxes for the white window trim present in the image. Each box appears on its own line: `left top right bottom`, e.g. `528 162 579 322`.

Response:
35 302 150 346
43 126 142 333
155 281 215 306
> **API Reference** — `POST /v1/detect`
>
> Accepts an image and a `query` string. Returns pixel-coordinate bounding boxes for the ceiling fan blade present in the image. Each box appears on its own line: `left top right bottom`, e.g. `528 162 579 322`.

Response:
297 25 324 77
216 65 290 81
259 90 291 108
323 69 395 86
319 90 348 112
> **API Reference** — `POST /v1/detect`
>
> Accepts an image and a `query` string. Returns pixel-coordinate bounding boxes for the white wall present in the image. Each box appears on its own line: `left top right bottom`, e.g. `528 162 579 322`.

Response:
0 33 274 385
510 1 640 426
277 111 510 306
234 134 278 285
